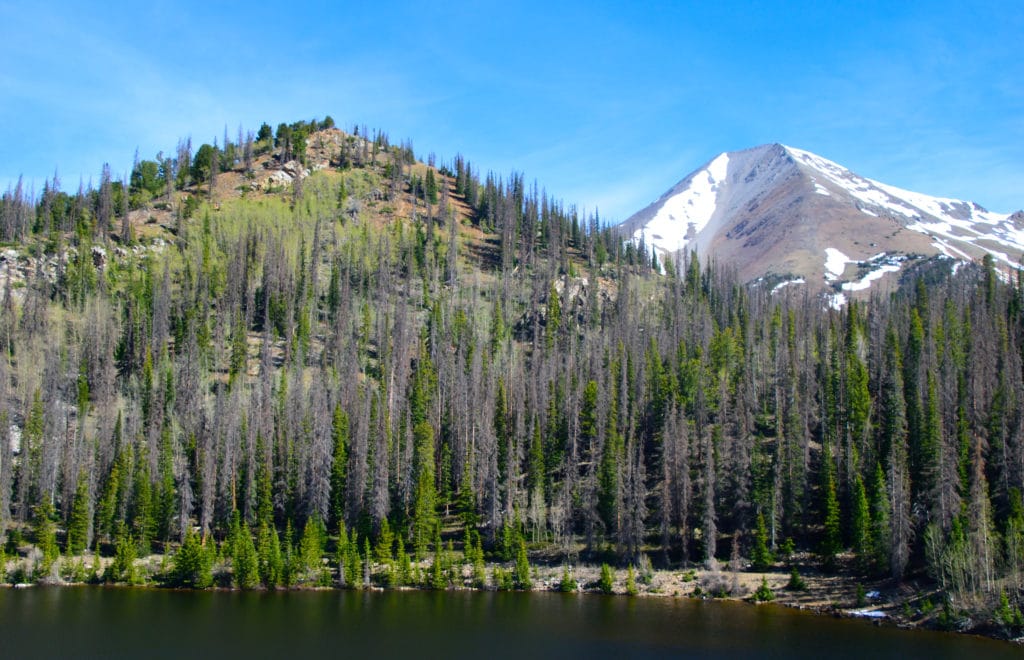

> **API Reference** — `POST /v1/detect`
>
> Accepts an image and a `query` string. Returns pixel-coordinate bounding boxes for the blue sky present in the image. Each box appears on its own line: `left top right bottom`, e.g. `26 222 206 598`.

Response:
2 1 1021 220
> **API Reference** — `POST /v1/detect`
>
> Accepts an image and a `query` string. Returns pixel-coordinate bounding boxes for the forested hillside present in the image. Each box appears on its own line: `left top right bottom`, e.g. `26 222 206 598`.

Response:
0 120 1022 632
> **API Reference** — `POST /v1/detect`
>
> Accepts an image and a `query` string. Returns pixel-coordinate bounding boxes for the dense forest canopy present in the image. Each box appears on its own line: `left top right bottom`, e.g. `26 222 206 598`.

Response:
0 120 1023 625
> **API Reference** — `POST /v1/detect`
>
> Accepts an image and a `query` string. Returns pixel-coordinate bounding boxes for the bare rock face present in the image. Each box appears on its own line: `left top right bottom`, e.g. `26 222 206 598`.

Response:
620 144 1023 304
281 160 310 180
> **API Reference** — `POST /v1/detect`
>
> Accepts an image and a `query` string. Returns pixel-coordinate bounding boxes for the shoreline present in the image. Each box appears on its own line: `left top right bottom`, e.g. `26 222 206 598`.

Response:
3 551 1021 646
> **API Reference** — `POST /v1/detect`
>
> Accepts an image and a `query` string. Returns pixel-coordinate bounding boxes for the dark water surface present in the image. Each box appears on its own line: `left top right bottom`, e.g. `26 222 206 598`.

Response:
0 586 1017 659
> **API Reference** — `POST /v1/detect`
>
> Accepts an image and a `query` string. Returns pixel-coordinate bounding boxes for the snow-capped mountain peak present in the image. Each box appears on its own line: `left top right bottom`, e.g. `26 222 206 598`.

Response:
619 144 1022 304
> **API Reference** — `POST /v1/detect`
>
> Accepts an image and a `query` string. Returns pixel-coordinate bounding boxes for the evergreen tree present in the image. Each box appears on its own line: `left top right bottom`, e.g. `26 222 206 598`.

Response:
257 520 282 588
66 473 91 555
819 442 842 567
109 524 137 584
32 501 59 577
753 576 775 602
374 517 395 564
599 563 614 594
545 284 561 349
394 536 411 586
625 564 638 596
597 382 622 539
425 169 438 205
851 474 871 571
173 528 212 588
335 523 350 588
869 463 892 574
346 530 362 589
411 420 437 558
233 521 259 589
751 511 773 571
96 435 128 544
299 515 324 579
559 565 578 592
514 539 531 590
131 458 152 556
329 405 349 529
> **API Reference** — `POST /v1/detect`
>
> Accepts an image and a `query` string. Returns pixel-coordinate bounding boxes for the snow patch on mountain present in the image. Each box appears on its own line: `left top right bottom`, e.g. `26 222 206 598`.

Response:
783 144 1020 265
771 277 805 294
824 248 850 281
841 257 905 292
632 152 729 254
872 179 1008 226
824 252 908 306
784 146 922 218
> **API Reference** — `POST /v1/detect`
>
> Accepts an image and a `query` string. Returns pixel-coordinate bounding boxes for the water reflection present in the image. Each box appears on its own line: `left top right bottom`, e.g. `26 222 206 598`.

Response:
0 587 1017 659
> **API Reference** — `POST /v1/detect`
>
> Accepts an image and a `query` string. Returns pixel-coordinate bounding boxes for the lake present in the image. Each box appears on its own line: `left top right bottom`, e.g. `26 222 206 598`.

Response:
0 586 1017 658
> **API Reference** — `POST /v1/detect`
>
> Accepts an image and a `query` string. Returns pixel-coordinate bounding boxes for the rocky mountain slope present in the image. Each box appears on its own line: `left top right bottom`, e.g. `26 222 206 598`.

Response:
620 144 1023 304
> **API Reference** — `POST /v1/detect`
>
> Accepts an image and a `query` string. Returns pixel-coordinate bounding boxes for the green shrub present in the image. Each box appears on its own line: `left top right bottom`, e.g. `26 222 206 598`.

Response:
786 567 806 591
599 564 614 594
559 565 578 592
753 577 775 602
625 565 638 596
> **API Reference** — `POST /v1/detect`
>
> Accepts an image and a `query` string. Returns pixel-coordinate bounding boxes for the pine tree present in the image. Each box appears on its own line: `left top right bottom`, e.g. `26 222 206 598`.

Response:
96 434 128 544
597 381 622 538
255 435 274 529
425 169 438 205
514 539 531 590
394 535 410 586
411 420 437 558
921 373 942 518
257 520 282 588
471 532 486 588
851 474 870 571
599 563 615 594
545 284 561 349
233 522 259 589
335 523 350 588
869 463 891 574
329 405 349 529
110 524 137 584
131 458 152 556
281 520 296 588
173 528 212 588
819 442 842 567
346 530 362 589
373 516 393 563
32 501 59 577
559 565 578 592
753 576 775 602
751 511 773 571
299 515 324 579
66 472 91 555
